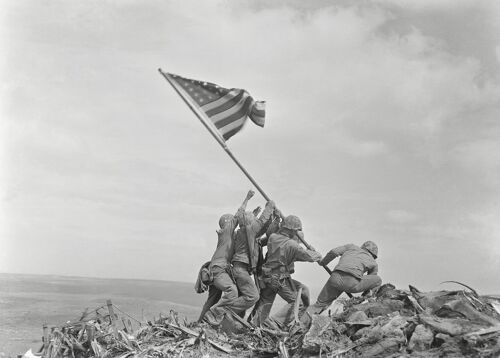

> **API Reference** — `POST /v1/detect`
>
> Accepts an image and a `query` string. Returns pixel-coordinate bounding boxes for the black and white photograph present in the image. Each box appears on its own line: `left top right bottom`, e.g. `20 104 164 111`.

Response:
1 0 500 356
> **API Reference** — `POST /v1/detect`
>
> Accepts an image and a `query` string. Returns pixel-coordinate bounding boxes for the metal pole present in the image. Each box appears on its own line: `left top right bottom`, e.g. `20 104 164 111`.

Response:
158 68 270 201
158 69 344 287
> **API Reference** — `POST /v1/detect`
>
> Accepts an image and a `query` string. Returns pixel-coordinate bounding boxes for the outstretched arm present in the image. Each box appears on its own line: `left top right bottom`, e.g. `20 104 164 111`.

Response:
234 190 255 218
319 244 356 266
294 244 323 263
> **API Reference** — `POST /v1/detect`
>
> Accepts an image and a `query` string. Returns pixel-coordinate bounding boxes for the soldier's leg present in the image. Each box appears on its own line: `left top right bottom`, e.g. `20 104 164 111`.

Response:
292 279 310 307
205 266 239 324
231 263 259 313
211 267 238 307
307 271 356 315
265 278 299 328
251 286 277 326
198 285 222 322
347 274 382 294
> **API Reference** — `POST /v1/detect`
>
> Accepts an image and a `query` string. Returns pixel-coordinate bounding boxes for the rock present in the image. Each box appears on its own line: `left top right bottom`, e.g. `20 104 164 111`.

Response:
433 332 451 347
344 311 372 326
409 285 463 312
219 313 247 335
408 324 434 351
359 337 403 357
352 326 371 341
356 314 408 346
380 314 408 338
302 315 332 353
345 311 373 337
375 283 408 301
351 299 405 318
435 298 500 326
419 314 484 336
329 301 344 317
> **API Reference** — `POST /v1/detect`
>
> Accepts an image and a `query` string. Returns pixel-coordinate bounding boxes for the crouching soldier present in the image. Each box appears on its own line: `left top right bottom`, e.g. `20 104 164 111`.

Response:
307 241 382 316
250 215 322 328
202 190 254 325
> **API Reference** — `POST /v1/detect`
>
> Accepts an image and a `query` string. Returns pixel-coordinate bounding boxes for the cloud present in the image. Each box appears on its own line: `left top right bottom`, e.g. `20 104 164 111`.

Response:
1 0 500 291
451 139 500 187
386 209 418 224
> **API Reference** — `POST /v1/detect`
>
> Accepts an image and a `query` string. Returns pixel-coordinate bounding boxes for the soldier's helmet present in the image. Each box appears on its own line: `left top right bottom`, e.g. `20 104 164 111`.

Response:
361 241 378 259
219 214 234 229
282 215 302 231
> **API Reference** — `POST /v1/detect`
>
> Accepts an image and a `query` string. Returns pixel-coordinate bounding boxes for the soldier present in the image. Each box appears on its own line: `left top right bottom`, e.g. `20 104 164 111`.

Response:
202 190 254 325
306 241 382 315
196 206 263 322
250 215 322 328
230 199 277 318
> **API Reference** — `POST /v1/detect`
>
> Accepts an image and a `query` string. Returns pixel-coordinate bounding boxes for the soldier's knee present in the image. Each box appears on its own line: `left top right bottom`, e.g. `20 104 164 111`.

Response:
223 285 238 299
245 290 259 305
372 276 382 287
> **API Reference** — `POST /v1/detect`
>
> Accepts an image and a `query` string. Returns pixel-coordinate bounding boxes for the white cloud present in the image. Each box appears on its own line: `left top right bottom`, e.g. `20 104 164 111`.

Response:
386 209 418 224
452 139 500 187
1 0 500 291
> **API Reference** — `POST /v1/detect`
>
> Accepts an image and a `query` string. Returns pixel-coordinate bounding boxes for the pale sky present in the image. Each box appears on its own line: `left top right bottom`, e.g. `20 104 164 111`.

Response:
1 0 500 295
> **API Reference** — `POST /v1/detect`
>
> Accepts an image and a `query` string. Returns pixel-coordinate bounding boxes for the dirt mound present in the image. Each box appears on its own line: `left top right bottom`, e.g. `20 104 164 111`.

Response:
27 284 500 357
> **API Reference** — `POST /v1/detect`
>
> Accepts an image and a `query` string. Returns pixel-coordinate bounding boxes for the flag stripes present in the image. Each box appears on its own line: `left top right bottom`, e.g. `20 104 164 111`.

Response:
166 73 265 141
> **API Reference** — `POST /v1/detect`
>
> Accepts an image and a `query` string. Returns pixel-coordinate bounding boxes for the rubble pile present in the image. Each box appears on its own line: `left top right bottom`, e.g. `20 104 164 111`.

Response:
298 283 500 357
32 284 500 358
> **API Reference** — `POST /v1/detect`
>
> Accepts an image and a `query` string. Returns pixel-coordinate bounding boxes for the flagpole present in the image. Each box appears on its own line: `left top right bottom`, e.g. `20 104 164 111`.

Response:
158 68 270 201
159 68 340 281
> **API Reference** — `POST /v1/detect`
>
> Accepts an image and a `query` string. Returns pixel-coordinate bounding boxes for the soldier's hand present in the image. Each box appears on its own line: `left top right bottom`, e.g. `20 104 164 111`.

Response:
247 190 255 199
274 207 284 219
296 230 305 241
252 206 262 216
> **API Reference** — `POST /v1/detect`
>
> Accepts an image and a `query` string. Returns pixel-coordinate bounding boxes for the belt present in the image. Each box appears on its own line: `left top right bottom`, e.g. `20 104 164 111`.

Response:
232 261 250 269
335 269 361 280
263 265 290 278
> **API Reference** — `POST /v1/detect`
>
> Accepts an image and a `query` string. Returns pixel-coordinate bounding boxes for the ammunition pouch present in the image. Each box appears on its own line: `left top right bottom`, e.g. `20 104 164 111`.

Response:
260 266 290 292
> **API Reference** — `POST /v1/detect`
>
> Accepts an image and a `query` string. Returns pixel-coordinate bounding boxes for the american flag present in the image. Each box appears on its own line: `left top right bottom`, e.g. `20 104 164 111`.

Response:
166 73 265 141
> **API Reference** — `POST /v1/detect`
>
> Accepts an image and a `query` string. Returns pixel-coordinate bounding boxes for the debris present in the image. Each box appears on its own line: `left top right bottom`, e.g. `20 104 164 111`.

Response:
27 284 500 357
440 281 478 296
301 315 332 353
408 324 433 352
419 313 484 336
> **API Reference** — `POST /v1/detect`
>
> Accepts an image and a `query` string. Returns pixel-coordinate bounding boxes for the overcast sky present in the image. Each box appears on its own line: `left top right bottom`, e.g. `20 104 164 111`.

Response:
1 0 499 295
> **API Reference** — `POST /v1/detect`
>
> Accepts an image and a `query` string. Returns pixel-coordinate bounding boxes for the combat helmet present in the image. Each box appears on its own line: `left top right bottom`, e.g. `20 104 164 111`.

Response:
361 241 378 259
219 214 234 229
282 215 302 231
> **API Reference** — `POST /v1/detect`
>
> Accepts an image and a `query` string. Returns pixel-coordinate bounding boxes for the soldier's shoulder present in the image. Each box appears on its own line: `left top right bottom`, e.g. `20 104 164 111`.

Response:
268 232 280 241
344 243 360 251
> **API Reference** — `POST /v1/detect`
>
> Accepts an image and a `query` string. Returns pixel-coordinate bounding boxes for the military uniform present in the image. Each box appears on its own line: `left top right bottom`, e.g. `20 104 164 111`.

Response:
251 231 321 327
230 201 276 314
308 243 382 315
